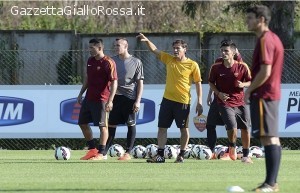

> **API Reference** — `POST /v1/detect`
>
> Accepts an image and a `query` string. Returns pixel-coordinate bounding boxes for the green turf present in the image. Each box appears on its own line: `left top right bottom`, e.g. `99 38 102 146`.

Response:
0 150 299 193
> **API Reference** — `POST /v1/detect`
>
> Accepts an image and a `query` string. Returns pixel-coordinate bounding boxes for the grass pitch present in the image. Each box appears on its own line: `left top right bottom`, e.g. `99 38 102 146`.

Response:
0 150 299 193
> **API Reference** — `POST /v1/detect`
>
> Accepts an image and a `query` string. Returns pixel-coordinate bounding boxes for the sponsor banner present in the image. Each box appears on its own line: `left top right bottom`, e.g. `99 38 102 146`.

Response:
0 84 299 138
0 96 34 126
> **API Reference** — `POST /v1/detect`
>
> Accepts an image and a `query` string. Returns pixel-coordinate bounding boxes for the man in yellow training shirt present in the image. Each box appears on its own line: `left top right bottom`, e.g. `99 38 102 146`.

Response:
136 33 203 163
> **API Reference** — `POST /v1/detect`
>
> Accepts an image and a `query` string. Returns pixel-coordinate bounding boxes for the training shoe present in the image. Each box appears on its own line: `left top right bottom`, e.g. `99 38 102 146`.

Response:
229 146 237 161
252 183 279 192
118 153 131 161
103 154 108 160
89 153 105 160
241 156 253 164
146 155 165 163
174 155 184 163
220 153 231 161
80 148 98 160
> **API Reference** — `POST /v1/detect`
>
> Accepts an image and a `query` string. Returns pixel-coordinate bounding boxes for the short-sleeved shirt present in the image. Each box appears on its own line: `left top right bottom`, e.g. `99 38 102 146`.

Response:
159 52 202 104
112 55 144 100
208 61 251 107
251 30 284 100
86 55 118 102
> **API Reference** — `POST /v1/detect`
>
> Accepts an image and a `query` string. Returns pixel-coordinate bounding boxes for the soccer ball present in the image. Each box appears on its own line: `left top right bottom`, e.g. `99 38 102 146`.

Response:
192 145 208 159
145 144 158 158
191 145 204 159
183 148 192 159
214 145 224 153
191 144 201 158
130 145 146 159
164 145 177 159
55 146 71 160
215 146 228 159
172 144 180 150
236 146 243 160
187 144 195 149
108 144 125 157
173 145 180 155
199 147 213 160
250 146 263 158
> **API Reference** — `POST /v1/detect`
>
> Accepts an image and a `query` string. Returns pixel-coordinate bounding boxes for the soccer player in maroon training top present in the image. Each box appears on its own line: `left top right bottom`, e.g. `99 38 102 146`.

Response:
245 5 284 192
77 38 118 160
206 41 243 158
208 40 252 163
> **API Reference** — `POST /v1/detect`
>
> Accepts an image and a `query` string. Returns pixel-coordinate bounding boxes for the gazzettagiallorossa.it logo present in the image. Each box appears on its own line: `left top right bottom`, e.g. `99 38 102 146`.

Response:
10 5 145 16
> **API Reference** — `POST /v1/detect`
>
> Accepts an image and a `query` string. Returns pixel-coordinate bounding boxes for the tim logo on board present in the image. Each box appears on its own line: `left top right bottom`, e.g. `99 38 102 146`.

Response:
60 98 155 125
0 96 34 126
285 93 300 129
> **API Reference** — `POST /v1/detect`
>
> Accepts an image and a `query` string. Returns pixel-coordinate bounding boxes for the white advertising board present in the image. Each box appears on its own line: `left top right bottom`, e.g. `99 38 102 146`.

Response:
0 84 299 138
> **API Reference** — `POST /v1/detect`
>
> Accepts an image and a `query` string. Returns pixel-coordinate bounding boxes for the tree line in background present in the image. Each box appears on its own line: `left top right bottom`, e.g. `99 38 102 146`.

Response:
0 1 299 48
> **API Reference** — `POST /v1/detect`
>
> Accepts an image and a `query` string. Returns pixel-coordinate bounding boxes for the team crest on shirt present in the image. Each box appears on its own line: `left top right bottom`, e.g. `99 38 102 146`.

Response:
234 73 239 77
97 66 101 71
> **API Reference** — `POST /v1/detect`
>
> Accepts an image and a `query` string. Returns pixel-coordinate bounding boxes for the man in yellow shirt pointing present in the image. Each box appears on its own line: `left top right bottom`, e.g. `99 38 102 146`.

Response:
137 33 203 163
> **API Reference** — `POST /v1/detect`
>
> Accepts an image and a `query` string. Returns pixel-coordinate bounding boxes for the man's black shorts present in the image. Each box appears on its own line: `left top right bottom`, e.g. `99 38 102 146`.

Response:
158 98 190 128
206 98 224 126
250 98 279 138
78 99 108 127
109 95 136 126
219 105 250 130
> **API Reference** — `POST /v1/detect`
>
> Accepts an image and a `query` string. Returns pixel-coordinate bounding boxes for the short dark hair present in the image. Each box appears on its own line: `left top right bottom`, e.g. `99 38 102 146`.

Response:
115 37 128 42
89 38 103 47
220 39 236 50
246 5 271 25
172 39 188 49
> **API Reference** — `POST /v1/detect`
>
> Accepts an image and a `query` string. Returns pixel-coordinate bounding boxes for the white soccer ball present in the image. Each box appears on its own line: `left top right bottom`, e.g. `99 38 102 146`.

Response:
192 144 207 159
172 144 180 150
164 145 177 159
130 145 146 159
187 144 195 149
55 146 71 160
214 145 224 153
199 147 213 160
236 146 243 160
191 145 201 158
183 148 192 159
145 144 158 158
250 146 263 158
108 144 125 157
173 145 180 155
215 146 228 159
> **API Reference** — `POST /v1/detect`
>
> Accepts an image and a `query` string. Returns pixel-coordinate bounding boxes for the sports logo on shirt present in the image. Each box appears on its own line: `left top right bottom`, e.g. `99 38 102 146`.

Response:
60 98 155 125
0 96 34 126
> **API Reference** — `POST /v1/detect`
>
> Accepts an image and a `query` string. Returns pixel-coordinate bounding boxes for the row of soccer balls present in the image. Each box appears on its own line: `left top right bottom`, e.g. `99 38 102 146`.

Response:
54 144 265 160
108 144 265 160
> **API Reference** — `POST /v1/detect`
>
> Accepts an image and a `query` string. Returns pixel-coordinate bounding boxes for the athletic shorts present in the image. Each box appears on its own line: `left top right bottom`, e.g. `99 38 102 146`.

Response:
218 105 250 130
109 95 136 126
206 98 224 126
250 98 279 139
78 99 108 127
158 97 190 128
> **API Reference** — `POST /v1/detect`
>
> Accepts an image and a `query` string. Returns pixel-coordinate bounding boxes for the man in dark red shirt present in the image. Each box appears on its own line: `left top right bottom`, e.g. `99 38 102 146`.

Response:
206 40 243 158
208 40 252 163
77 38 118 160
245 5 284 192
